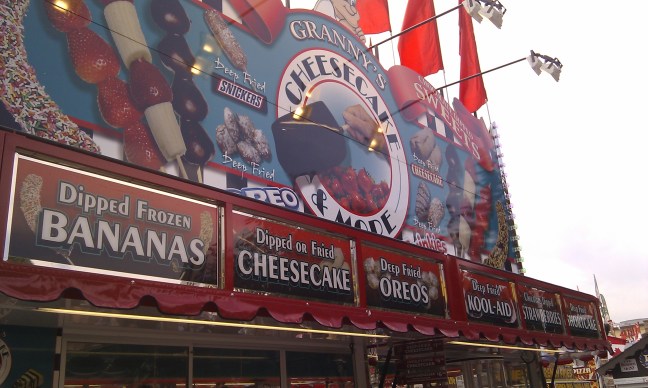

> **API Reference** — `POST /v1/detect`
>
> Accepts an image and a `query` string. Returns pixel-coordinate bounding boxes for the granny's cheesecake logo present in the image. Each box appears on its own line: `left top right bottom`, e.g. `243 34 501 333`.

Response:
276 45 409 237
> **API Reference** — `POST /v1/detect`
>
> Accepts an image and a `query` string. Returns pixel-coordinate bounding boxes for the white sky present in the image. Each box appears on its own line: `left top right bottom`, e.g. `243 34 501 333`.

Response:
290 0 648 323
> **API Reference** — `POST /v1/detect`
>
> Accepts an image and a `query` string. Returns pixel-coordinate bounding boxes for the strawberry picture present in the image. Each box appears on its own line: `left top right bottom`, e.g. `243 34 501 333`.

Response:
67 27 120 84
123 121 165 170
320 166 389 214
45 0 91 32
97 76 142 128
128 58 173 110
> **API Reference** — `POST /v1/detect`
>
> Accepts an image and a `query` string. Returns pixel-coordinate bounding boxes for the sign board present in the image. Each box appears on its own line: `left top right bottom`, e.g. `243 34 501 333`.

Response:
4 154 220 286
360 244 446 316
620 359 639 373
0 0 516 268
394 339 448 386
562 297 601 338
231 210 354 303
517 284 564 334
461 270 518 327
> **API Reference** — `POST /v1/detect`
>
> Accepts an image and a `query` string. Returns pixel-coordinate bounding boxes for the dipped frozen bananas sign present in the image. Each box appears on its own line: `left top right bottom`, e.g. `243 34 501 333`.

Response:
2 0 511 266
362 245 446 316
231 211 354 303
4 155 220 285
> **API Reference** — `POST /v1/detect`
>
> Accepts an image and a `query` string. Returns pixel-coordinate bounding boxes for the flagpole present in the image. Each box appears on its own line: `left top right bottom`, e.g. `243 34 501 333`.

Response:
366 4 463 51
436 56 526 91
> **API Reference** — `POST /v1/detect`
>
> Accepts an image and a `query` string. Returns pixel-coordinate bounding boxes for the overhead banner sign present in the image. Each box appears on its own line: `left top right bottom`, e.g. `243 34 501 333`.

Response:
517 284 565 334
562 297 601 338
4 154 220 286
231 210 354 304
0 0 514 268
461 270 518 328
360 244 446 317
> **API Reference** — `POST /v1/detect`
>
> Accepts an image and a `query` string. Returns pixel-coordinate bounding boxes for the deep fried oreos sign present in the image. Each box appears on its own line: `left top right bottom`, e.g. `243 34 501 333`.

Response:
4 155 219 285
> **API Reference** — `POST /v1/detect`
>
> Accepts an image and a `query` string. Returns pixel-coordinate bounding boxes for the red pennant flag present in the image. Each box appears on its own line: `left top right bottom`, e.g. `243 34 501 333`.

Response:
398 0 444 76
356 0 391 34
458 2 487 112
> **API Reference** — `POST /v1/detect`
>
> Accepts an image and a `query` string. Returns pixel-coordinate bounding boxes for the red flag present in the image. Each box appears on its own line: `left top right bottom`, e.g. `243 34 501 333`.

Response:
356 0 391 34
398 0 444 76
458 2 487 112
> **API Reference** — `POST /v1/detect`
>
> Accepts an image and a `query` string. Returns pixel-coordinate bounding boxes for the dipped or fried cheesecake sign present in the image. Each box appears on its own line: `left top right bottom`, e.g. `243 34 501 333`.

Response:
4 155 219 286
231 211 353 303
461 271 518 327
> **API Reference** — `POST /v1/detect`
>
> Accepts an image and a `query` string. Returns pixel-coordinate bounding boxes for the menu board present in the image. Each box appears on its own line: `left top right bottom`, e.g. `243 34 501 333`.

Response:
394 339 448 386
517 284 564 334
360 244 446 316
4 154 220 285
461 270 518 327
231 210 354 304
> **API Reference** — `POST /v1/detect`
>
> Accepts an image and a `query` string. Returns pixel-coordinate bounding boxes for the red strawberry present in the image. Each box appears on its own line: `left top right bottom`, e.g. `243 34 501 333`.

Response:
97 76 142 128
129 58 173 110
45 0 91 32
123 121 165 170
67 27 120 84
341 167 359 196
357 168 374 195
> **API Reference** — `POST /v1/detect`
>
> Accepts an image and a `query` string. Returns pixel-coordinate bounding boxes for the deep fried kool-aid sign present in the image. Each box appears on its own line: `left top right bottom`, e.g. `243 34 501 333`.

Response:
461 270 518 327
4 155 220 285
231 210 354 303
361 244 446 316
0 0 513 267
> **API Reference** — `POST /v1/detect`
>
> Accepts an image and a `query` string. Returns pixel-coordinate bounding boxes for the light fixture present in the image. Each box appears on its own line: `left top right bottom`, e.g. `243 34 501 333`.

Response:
437 50 563 91
541 58 562 82
35 307 390 339
529 50 563 81
190 56 211 76
53 0 70 12
448 341 561 354
201 33 218 54
478 0 506 28
292 104 312 120
367 0 505 51
527 51 542 75
463 0 483 22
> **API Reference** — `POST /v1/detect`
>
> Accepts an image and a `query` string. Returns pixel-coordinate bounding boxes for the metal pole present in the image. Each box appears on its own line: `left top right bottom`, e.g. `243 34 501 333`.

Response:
436 57 527 91
550 358 559 387
379 345 393 388
367 4 463 51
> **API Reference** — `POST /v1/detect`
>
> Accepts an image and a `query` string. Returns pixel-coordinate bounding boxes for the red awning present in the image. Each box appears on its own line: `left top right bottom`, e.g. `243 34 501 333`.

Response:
0 262 612 353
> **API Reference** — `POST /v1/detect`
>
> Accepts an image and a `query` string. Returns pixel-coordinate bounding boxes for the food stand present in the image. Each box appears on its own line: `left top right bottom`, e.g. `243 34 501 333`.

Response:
0 0 610 386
